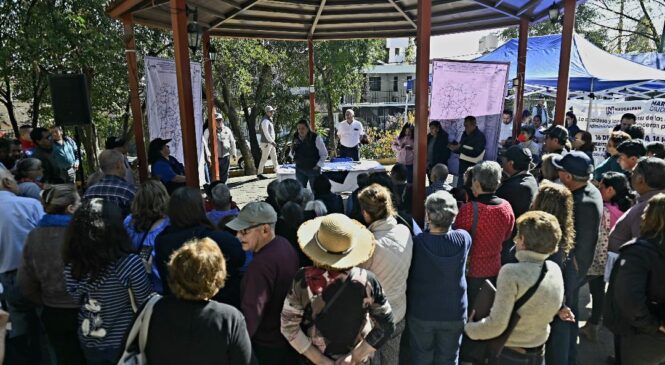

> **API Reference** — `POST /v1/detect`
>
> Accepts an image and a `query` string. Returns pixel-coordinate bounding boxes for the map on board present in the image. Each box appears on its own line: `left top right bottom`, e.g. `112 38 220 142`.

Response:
144 56 205 185
430 60 509 120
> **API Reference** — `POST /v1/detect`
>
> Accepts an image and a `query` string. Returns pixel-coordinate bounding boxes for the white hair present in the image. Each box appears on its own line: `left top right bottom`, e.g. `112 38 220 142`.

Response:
305 200 327 217
345 109 355 117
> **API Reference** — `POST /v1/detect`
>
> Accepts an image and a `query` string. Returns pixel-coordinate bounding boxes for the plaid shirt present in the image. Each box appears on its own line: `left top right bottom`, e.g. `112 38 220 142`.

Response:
83 175 136 216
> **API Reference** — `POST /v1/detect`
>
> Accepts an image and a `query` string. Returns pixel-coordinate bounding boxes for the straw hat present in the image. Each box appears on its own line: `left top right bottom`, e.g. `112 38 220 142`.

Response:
297 214 376 269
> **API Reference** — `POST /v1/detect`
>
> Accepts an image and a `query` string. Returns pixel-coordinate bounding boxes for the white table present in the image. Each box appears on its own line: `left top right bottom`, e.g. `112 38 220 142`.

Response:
276 160 385 193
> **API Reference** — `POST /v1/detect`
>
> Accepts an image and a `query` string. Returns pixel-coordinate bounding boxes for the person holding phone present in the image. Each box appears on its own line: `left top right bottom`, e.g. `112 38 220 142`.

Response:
392 122 415 183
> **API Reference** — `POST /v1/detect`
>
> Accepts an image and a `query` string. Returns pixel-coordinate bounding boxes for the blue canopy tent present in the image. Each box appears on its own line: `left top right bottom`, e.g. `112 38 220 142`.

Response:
618 53 665 71
476 33 665 99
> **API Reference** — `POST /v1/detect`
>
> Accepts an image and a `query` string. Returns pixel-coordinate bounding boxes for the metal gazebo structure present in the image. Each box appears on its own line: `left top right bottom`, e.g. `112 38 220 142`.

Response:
106 0 584 223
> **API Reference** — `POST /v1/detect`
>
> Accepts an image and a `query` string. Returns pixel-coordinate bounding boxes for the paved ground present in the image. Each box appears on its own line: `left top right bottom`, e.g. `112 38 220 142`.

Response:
228 172 615 364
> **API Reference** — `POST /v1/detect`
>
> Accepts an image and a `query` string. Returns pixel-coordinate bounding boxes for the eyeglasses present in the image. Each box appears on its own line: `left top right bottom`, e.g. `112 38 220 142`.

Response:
238 224 264 235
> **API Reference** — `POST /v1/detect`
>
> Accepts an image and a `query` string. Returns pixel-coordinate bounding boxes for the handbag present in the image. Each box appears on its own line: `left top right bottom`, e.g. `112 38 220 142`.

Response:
460 262 549 364
117 294 161 365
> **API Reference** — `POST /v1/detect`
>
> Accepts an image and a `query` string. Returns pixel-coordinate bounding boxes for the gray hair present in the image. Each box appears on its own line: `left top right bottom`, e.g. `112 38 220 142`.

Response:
99 149 124 174
305 200 328 217
472 161 502 193
276 179 303 206
425 193 456 229
301 188 314 205
15 158 42 179
211 183 231 209
430 163 449 183
345 109 355 117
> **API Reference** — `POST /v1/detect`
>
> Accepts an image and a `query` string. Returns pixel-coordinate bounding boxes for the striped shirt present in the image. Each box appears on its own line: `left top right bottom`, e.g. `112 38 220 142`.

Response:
65 254 153 353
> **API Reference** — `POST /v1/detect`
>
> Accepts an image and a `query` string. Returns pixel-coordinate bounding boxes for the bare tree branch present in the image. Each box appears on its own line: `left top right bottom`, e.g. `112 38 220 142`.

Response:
591 0 642 23
587 19 659 42
637 0 659 46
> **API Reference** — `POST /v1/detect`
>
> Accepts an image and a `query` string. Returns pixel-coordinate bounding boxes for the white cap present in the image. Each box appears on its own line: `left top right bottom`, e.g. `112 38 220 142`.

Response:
265 106 276 113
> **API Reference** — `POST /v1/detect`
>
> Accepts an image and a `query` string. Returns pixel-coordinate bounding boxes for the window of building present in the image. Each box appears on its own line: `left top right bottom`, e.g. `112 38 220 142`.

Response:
395 48 401 56
369 77 381 91
393 76 399 92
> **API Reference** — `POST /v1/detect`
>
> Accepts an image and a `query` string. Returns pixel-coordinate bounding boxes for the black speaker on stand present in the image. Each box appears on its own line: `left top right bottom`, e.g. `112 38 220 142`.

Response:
48 73 92 186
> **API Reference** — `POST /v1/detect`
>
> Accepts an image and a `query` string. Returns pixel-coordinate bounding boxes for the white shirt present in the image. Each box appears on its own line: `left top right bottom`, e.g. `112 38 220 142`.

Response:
336 119 365 148
260 117 276 144
499 121 513 142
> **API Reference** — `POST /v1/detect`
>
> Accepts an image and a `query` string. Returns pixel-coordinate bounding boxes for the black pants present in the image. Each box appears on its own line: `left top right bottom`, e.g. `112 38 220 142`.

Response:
338 145 360 161
218 156 231 183
41 306 86 365
588 275 605 325
490 347 544 365
295 167 320 189
253 343 300 365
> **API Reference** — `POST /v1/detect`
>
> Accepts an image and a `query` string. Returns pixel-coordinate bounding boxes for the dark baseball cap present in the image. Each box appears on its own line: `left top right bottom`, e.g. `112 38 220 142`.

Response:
551 151 593 177
150 137 171 147
542 125 569 142
616 139 647 158
105 136 126 149
504 145 533 165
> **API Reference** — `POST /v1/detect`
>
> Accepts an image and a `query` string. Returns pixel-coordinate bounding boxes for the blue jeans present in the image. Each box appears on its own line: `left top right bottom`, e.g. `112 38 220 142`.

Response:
408 316 464 365
546 265 580 365
81 346 119 365
295 166 320 189
218 155 231 183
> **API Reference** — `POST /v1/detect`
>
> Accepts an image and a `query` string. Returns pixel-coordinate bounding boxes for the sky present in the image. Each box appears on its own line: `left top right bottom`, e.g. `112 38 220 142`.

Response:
430 28 506 60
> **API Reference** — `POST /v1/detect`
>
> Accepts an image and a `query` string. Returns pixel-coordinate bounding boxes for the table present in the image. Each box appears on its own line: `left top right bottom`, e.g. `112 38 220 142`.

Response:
276 160 386 193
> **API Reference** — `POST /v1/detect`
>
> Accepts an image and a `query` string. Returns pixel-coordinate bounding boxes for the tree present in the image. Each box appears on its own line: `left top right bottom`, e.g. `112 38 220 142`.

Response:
587 0 664 52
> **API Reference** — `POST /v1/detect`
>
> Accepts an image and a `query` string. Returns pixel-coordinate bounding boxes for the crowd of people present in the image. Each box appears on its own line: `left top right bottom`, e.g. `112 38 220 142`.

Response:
1 107 665 365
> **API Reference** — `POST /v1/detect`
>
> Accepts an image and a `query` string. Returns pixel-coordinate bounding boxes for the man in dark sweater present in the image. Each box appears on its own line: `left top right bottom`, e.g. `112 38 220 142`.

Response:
30 127 65 184
227 202 300 365
449 116 486 187
552 151 603 364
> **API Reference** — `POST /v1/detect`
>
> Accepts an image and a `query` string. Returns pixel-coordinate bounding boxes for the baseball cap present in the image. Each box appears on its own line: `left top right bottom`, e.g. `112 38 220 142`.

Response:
551 151 593 177
214 112 223 120
616 139 647 158
504 145 533 166
150 138 172 149
264 106 276 113
226 202 277 231
426 190 458 216
542 125 569 142
105 136 126 149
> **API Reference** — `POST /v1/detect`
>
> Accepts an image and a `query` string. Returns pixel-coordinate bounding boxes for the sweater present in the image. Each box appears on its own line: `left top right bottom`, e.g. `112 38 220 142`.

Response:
361 216 413 322
570 183 603 279
18 214 77 308
145 296 253 365
464 250 564 348
454 194 515 278
407 230 471 322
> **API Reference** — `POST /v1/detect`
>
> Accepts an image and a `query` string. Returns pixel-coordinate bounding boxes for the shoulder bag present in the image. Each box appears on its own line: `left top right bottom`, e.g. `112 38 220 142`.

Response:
117 294 161 365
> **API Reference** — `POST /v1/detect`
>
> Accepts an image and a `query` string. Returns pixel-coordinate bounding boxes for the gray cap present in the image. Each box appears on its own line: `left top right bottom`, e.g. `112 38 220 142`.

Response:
214 112 223 120
226 202 277 231
264 105 276 113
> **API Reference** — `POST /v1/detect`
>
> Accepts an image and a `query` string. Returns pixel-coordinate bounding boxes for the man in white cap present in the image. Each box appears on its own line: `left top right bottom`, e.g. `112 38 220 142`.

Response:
257 106 278 180
215 113 237 183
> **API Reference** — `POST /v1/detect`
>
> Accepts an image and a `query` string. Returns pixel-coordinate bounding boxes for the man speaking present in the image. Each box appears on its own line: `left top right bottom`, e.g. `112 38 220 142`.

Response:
336 109 365 161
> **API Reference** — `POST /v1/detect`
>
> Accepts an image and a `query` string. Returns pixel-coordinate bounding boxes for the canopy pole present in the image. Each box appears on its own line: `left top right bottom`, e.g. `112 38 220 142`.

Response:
308 39 317 130
553 0 577 126
413 0 432 226
203 31 220 181
514 17 529 137
121 15 148 183
170 0 199 187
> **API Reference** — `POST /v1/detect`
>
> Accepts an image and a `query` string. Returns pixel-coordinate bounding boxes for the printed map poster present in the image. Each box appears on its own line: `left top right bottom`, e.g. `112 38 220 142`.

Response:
430 60 510 120
567 99 665 165
430 60 509 175
145 56 205 185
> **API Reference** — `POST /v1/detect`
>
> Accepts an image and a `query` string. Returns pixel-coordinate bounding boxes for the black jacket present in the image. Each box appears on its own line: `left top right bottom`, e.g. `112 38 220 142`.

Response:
457 128 486 159
496 171 538 220
427 131 450 169
571 184 603 279
605 238 665 336
154 225 245 308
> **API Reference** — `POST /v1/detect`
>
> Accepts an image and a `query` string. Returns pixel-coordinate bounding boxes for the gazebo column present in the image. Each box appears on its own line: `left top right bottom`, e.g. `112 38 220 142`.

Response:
308 39 316 130
203 31 220 181
170 0 199 187
413 0 432 225
553 0 577 126
121 14 148 182
513 17 529 137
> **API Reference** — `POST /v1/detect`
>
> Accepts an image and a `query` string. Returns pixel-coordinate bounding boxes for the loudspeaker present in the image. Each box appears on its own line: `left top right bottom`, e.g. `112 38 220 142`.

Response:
48 73 92 126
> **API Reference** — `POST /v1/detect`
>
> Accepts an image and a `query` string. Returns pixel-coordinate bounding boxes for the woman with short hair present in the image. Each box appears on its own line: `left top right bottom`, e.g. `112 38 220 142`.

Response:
63 199 153 365
465 211 565 364
358 183 413 365
407 191 471 364
123 180 171 292
145 238 253 364
18 184 84 365
154 187 244 308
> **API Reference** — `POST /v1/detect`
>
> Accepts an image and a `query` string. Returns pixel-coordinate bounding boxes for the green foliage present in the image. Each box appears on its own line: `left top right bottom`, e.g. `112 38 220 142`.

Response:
359 127 400 160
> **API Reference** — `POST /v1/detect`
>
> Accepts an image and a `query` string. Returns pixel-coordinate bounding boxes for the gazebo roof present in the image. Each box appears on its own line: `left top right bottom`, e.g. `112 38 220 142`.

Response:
107 0 579 41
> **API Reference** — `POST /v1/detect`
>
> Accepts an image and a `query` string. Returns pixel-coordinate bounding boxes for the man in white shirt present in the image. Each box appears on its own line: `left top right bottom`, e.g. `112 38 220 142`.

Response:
499 110 514 147
257 106 278 180
215 113 237 183
336 109 365 161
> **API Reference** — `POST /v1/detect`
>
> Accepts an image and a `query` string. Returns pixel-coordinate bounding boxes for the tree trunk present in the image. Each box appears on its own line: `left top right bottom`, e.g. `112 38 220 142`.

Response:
617 0 624 53
247 64 274 168
30 72 47 127
325 94 336 154
0 75 20 137
218 80 256 175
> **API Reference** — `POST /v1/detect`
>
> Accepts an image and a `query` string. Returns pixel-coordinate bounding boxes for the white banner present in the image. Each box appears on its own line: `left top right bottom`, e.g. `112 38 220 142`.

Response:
145 56 204 185
568 99 665 165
